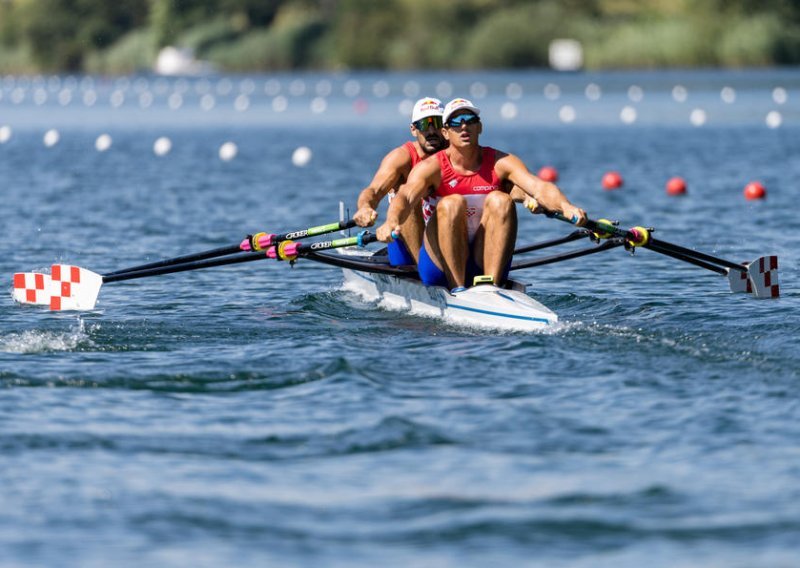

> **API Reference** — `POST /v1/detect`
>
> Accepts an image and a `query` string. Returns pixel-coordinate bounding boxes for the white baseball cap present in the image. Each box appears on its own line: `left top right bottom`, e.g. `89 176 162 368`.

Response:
443 98 481 123
411 97 444 123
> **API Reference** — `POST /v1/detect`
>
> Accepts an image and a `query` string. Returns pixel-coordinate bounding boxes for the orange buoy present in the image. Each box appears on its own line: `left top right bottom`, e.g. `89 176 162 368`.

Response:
602 171 623 190
743 181 766 200
537 166 559 182
666 176 687 196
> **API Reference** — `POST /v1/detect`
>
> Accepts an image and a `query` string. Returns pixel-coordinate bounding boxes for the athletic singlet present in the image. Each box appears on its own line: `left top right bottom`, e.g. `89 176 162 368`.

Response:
423 146 503 238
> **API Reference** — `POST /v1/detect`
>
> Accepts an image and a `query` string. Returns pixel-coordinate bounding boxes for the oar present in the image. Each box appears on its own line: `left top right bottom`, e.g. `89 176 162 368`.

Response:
12 230 377 311
103 219 357 277
546 211 779 298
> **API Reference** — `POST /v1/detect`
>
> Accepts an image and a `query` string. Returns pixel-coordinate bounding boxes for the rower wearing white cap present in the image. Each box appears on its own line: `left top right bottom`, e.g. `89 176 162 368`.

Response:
354 97 446 266
376 98 587 291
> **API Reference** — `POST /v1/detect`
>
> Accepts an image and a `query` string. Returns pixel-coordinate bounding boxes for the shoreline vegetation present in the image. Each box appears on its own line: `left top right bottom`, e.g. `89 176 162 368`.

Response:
1 0 799 75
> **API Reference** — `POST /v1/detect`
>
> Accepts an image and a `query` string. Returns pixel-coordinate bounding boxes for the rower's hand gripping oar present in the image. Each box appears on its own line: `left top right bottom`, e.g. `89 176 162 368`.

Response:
11 221 364 311
546 210 779 298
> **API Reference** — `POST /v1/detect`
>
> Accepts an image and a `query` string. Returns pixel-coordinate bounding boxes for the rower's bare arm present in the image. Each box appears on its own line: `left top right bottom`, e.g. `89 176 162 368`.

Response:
376 159 439 242
355 147 410 227
499 154 586 225
509 185 540 212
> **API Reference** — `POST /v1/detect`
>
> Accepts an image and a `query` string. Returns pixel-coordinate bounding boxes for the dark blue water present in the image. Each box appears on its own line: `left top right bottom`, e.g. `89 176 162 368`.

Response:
1 70 799 567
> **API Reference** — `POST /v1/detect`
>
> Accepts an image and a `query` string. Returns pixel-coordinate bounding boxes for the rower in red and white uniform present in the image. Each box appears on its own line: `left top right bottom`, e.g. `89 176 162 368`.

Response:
377 98 587 291
354 97 446 266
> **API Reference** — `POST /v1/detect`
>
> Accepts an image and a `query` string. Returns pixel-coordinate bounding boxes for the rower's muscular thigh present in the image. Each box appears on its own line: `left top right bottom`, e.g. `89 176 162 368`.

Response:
474 191 516 253
424 195 467 270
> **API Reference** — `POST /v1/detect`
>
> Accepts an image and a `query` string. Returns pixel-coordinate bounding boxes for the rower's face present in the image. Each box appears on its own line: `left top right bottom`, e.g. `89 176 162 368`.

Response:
411 116 447 154
444 111 482 147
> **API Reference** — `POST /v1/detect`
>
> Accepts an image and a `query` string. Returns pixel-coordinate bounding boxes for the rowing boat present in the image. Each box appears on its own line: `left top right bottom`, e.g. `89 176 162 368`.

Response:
10 212 779 328
308 247 557 331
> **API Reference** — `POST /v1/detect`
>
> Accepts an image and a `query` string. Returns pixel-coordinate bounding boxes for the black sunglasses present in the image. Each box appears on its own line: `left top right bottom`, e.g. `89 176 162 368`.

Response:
413 116 443 131
445 113 480 128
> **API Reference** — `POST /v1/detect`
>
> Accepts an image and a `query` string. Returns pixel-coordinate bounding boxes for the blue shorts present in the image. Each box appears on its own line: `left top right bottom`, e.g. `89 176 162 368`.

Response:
387 238 415 267
418 242 510 287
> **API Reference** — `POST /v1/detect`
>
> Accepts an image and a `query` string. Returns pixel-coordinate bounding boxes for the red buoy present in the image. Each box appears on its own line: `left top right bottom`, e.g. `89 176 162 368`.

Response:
602 171 623 190
743 181 766 200
537 166 559 182
666 176 687 196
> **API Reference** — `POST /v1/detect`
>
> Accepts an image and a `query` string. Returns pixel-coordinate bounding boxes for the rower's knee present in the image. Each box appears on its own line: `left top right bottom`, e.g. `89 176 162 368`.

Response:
436 194 466 220
484 191 515 220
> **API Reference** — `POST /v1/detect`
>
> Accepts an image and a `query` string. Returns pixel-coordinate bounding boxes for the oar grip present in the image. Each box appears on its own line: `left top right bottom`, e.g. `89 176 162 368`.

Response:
626 226 650 247
266 241 300 261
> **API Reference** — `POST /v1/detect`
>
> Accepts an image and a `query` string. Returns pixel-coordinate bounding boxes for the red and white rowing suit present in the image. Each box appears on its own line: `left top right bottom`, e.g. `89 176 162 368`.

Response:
423 146 503 238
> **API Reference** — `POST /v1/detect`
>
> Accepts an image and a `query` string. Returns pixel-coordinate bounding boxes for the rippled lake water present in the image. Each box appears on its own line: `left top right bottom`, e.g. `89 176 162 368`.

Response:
1 69 799 567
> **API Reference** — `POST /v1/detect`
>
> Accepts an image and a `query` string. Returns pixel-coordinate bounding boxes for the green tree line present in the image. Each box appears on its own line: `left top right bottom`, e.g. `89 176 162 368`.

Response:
1 0 799 74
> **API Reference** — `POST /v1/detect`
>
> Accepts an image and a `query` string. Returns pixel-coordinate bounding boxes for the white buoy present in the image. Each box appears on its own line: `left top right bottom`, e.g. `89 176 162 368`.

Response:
343 80 360 97
672 85 688 102
435 81 453 98
558 105 576 123
0 125 11 143
506 83 522 100
720 86 736 103
234 94 250 111
627 85 643 102
43 129 60 147
310 97 327 114
272 96 288 112
83 90 97 106
585 83 602 101
772 87 787 104
470 82 488 99
620 106 637 124
168 93 183 109
544 83 561 101
219 141 238 161
292 146 312 167
153 137 172 156
110 90 125 108
95 134 112 152
398 99 414 117
500 102 518 119
58 89 72 106
372 80 390 98
200 94 215 111
690 108 707 126
766 111 782 129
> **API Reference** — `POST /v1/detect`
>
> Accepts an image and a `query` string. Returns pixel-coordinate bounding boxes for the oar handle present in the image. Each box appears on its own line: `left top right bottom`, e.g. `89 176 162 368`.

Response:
546 211 651 247
241 219 357 252
266 231 378 261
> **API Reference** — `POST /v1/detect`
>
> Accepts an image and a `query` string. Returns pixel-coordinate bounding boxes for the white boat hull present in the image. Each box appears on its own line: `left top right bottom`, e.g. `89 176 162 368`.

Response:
338 249 557 332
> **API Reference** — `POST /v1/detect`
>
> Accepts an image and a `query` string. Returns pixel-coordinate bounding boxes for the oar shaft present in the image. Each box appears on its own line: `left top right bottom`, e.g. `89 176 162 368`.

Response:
646 242 728 275
103 253 264 283
511 239 625 271
647 237 744 272
549 213 744 274
513 230 590 255
104 244 243 277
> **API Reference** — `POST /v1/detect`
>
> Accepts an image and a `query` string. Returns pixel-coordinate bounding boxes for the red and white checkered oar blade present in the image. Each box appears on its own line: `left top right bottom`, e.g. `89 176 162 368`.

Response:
12 272 53 306
48 264 104 310
727 255 779 298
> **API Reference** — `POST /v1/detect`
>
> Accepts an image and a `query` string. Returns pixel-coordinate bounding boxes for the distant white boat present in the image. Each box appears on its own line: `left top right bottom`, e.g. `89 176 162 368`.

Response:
154 46 213 76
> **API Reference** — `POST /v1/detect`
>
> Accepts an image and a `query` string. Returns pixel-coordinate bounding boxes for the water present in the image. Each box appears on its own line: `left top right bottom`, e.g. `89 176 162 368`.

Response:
1 69 799 567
